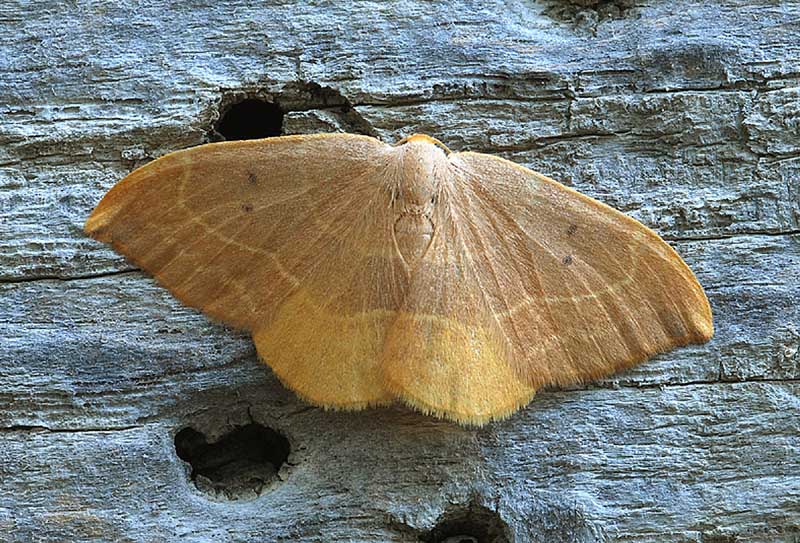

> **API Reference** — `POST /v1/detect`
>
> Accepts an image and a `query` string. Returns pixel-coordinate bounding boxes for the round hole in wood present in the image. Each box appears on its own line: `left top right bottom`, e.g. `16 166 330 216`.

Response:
174 422 290 500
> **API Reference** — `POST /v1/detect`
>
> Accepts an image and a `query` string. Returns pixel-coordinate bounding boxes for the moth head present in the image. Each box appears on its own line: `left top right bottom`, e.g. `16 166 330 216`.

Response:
394 134 450 208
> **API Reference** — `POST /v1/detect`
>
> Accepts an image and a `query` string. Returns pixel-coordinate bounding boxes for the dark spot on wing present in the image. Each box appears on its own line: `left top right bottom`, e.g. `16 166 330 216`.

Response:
242 204 253 213
563 255 573 265
248 172 258 185
567 224 578 237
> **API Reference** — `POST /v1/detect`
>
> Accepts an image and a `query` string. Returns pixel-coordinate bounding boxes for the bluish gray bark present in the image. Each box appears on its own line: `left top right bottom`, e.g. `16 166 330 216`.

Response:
1 1 799 541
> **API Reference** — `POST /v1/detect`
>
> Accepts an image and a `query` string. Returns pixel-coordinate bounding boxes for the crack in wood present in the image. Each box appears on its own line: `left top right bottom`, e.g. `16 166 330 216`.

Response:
3 231 797 286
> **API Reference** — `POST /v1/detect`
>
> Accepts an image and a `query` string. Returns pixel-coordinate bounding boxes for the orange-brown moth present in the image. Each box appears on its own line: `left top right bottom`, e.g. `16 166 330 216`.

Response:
85 133 713 425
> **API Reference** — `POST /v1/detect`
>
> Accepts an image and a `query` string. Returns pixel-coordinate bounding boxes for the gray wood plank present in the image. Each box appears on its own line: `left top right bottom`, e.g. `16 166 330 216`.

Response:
2 0 799 541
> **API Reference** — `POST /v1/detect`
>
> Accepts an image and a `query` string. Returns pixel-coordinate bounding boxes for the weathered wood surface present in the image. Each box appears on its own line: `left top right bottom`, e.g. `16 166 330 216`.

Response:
1 1 799 541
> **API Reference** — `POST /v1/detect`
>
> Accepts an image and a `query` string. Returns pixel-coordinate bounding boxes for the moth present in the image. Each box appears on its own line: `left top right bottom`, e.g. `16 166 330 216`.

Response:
86 133 713 425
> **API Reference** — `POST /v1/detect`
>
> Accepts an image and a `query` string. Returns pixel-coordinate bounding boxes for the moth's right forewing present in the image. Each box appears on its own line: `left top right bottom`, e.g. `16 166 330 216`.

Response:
447 152 713 389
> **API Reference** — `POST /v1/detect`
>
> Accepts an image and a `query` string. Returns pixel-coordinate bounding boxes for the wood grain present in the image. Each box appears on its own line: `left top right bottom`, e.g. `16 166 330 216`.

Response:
1 0 798 540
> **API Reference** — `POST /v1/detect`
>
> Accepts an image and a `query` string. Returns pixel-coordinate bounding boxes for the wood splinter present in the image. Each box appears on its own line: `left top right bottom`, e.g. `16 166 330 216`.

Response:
85 133 713 425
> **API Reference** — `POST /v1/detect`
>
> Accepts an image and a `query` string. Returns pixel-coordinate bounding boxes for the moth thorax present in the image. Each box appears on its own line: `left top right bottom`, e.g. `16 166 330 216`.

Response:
397 139 446 209
394 213 434 266
399 175 438 209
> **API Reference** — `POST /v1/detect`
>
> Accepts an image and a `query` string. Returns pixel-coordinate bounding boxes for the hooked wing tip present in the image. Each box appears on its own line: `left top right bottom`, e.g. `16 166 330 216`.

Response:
84 207 110 241
84 189 127 243
695 299 715 343
84 201 106 226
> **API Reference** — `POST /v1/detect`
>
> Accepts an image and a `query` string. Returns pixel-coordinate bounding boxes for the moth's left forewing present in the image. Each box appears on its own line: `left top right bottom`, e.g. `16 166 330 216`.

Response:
85 134 406 410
